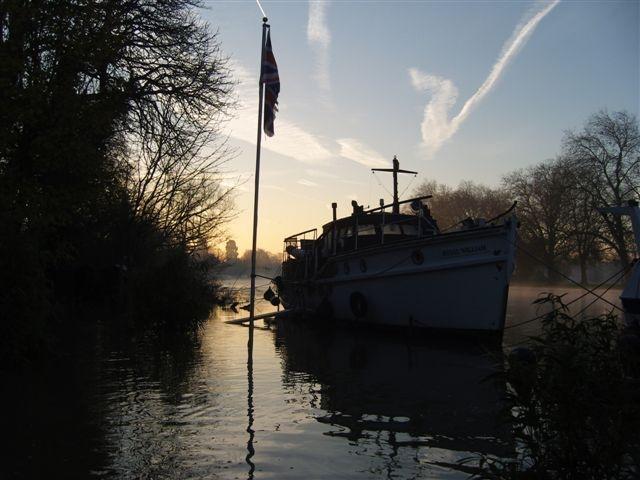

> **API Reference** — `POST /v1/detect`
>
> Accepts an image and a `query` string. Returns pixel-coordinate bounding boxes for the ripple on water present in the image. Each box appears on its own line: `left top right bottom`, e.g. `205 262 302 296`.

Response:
7 284 620 478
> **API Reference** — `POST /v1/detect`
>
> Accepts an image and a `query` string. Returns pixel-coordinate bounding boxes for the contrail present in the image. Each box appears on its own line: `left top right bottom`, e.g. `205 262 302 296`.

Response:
411 0 560 153
307 0 331 91
452 0 559 128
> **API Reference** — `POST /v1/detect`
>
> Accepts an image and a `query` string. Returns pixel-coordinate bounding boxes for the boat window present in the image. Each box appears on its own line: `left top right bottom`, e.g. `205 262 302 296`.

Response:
357 224 376 236
402 225 418 236
383 224 400 235
383 223 418 236
339 226 353 238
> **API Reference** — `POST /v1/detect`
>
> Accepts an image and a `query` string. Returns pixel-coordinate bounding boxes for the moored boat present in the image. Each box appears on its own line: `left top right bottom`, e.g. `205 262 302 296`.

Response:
275 158 518 334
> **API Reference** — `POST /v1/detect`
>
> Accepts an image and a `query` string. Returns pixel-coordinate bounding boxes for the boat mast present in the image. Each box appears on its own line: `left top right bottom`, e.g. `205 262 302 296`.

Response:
371 156 417 214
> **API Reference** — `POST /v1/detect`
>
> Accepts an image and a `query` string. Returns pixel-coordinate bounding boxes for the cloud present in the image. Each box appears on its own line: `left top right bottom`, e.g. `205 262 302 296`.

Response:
297 178 319 187
226 62 334 165
305 168 338 179
263 184 286 191
337 138 389 168
410 0 559 153
227 62 387 170
307 0 331 91
219 170 253 192
305 168 365 185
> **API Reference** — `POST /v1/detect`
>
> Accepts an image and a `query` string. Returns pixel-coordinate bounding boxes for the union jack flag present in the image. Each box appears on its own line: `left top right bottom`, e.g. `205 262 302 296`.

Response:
260 28 280 137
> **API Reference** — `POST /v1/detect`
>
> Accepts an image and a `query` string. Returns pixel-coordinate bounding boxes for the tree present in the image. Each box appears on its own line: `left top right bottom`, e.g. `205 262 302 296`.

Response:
0 0 235 359
0 0 234 254
503 160 573 282
411 179 511 231
560 157 606 284
562 111 640 269
127 98 235 254
240 249 281 272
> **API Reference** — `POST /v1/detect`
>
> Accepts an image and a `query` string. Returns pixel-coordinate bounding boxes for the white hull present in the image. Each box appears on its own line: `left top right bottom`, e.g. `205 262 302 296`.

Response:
281 219 517 333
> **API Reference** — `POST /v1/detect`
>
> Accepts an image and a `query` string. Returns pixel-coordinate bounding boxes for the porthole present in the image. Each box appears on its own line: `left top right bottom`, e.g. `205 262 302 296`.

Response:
411 250 425 265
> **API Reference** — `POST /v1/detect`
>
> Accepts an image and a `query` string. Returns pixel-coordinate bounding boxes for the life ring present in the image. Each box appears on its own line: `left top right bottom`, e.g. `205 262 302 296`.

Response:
411 250 424 265
350 292 368 318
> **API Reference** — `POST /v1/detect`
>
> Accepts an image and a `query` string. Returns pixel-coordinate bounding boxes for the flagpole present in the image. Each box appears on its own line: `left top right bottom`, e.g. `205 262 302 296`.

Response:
245 16 268 478
249 17 268 346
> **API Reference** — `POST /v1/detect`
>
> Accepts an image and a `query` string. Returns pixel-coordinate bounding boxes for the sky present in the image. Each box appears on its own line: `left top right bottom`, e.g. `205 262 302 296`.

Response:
200 0 639 255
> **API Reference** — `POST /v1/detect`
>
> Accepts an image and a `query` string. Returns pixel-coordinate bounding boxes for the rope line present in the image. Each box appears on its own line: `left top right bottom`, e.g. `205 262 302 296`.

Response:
228 282 272 292
573 267 630 319
398 174 418 200
512 234 625 313
369 255 411 278
505 262 632 330
372 171 393 197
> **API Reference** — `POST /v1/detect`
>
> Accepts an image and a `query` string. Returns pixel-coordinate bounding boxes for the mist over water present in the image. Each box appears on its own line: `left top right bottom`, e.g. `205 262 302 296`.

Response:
3 284 622 479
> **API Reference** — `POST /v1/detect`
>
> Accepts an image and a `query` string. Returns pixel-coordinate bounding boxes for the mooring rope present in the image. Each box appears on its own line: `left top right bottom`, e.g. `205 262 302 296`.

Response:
511 234 626 313
504 261 634 330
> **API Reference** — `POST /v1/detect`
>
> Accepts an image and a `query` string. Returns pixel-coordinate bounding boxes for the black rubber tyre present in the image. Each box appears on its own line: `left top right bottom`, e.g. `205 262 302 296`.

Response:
411 250 424 265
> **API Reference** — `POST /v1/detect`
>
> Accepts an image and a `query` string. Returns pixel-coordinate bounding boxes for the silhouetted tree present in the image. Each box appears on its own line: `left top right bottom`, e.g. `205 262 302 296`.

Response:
559 157 606 284
411 179 511 231
240 248 281 272
562 111 640 269
0 0 235 362
503 160 573 282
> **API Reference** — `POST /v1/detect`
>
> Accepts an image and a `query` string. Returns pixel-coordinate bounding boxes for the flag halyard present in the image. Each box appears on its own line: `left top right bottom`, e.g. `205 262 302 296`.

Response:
260 28 279 137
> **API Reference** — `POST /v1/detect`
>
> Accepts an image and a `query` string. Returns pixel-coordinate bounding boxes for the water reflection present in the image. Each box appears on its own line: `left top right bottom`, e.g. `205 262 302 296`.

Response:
273 321 512 476
246 327 256 478
3 284 624 479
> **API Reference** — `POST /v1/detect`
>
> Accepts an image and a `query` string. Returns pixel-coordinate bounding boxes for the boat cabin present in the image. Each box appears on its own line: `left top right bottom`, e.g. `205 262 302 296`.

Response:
320 199 439 254
282 157 441 281
282 196 439 280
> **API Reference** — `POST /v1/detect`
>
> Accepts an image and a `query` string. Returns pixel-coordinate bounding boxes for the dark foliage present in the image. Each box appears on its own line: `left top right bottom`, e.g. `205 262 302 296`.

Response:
468 294 640 479
0 0 234 365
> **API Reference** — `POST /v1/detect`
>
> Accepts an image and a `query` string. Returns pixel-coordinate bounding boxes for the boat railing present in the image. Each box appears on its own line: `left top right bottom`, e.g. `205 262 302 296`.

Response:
283 228 317 280
351 195 434 251
283 227 318 242
282 196 437 280
357 195 433 216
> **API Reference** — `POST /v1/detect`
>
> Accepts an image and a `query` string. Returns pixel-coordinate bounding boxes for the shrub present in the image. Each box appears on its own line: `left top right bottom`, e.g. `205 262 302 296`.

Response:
469 294 640 479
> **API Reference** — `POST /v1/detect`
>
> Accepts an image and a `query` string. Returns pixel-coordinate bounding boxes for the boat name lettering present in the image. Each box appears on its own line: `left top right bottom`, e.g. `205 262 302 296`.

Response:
442 244 487 257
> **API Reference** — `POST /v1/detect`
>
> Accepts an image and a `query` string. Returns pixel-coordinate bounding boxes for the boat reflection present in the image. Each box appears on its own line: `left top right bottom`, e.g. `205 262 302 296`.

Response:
273 320 512 467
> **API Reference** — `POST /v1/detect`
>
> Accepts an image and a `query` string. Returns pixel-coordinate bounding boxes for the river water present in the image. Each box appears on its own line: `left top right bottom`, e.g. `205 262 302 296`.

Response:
4 284 622 479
